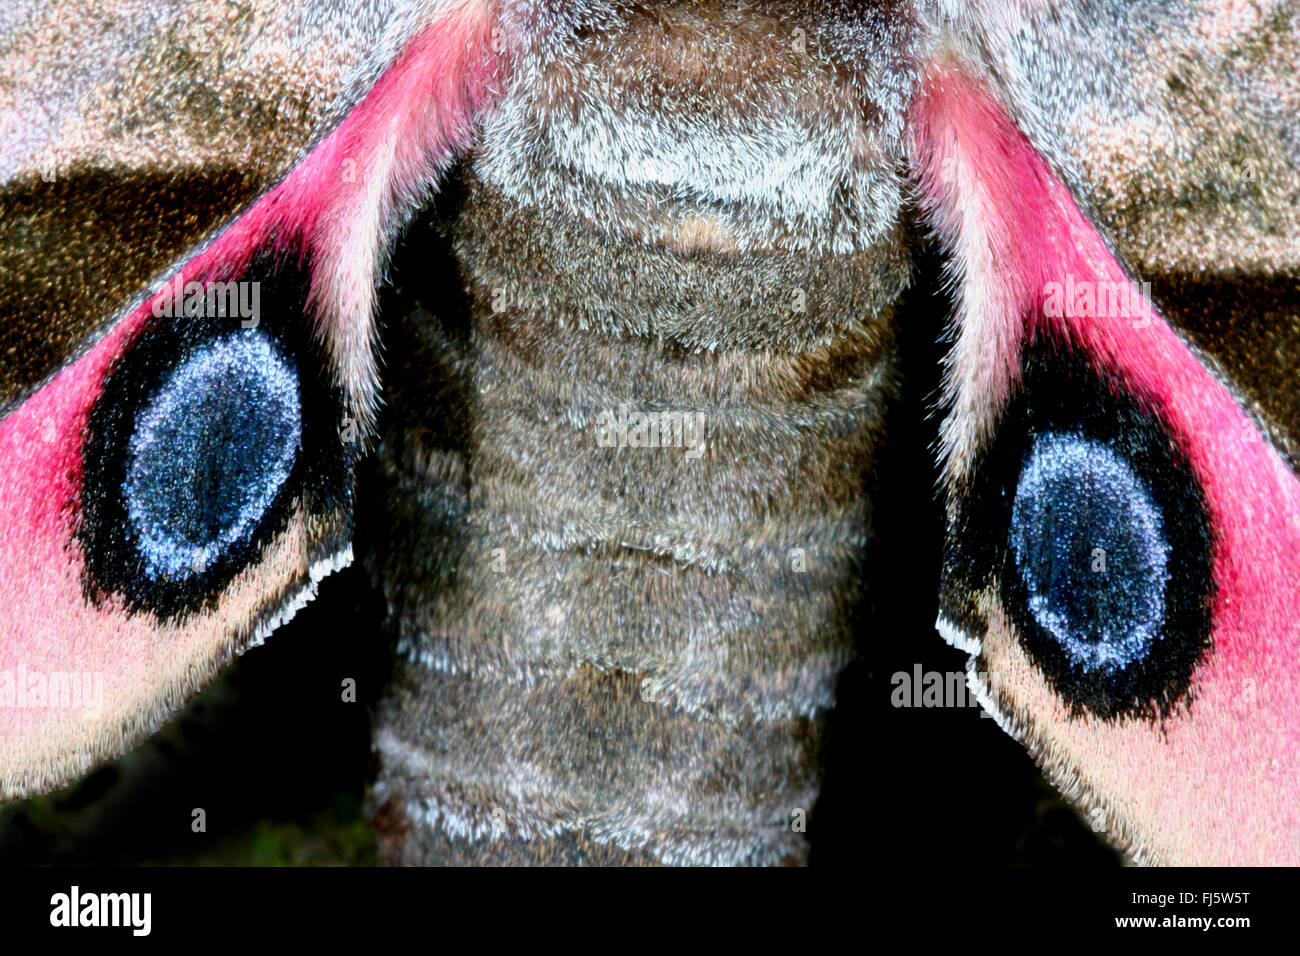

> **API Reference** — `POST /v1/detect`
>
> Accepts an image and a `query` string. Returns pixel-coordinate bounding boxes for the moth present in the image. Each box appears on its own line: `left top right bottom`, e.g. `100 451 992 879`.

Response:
1 0 1296 866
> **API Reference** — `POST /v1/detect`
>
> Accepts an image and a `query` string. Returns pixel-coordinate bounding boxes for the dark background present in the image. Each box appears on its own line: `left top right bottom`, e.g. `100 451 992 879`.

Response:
0 237 1117 868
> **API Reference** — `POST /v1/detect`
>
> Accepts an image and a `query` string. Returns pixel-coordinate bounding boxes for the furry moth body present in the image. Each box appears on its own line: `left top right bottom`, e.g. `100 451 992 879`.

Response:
0 0 1297 865
367 4 912 864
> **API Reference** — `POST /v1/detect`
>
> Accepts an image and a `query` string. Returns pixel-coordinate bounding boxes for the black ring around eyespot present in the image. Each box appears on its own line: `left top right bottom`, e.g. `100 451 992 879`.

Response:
953 342 1214 721
78 250 351 621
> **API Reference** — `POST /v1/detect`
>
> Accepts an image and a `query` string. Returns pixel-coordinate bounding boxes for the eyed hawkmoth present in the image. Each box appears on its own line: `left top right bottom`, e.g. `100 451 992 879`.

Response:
0 0 1296 867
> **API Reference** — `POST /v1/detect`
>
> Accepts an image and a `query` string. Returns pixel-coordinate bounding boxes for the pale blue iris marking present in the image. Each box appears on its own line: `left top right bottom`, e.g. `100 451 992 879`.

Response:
1010 433 1169 673
125 333 301 580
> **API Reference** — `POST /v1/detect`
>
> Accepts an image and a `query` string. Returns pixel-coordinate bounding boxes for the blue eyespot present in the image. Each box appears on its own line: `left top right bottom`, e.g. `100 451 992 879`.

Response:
124 333 301 580
1010 432 1169 674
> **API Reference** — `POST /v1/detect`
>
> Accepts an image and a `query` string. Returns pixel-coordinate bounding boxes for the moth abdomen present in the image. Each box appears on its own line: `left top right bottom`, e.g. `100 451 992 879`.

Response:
370 236 896 862
366 1 914 862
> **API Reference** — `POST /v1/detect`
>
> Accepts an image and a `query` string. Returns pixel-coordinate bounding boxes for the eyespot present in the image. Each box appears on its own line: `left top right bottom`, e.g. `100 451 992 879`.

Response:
78 252 351 620
1009 432 1169 675
124 333 301 580
949 344 1214 720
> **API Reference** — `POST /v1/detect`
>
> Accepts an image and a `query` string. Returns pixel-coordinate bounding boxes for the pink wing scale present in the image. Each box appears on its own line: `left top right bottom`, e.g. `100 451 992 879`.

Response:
0 0 506 799
911 65 1300 862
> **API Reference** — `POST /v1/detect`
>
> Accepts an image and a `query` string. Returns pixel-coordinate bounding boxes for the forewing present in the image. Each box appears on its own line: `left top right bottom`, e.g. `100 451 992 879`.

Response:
0 0 502 800
915 1 1300 864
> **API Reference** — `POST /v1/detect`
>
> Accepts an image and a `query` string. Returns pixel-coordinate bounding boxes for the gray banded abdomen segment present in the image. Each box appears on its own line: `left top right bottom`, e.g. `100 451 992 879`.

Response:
368 0 914 864
367 182 904 864
375 669 822 866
